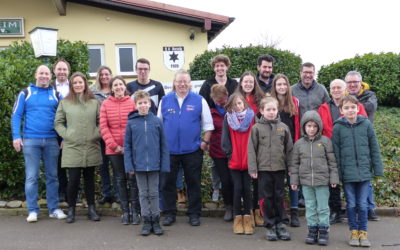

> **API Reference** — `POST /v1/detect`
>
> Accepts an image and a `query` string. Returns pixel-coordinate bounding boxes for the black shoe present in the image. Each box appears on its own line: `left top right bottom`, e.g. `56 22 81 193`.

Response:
368 209 380 221
298 198 305 208
152 215 164 235
131 213 141 225
290 208 300 227
87 204 100 221
188 215 200 226
318 226 329 246
97 196 114 205
329 211 343 224
162 215 176 226
223 206 233 222
66 207 75 223
140 216 152 236
121 212 130 225
266 227 278 241
276 223 291 240
305 226 318 244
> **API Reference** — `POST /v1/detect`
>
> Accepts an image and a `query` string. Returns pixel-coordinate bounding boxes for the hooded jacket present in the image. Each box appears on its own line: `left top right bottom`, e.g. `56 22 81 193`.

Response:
248 116 293 175
346 82 378 123
290 110 339 186
332 115 383 183
124 111 170 173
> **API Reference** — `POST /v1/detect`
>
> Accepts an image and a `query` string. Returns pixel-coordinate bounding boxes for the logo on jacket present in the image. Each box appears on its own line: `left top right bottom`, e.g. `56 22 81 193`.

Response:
167 108 176 114
186 105 195 111
317 143 323 147
276 127 285 132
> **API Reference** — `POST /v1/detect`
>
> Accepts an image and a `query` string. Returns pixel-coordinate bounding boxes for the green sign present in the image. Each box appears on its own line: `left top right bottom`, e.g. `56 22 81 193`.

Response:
0 18 24 37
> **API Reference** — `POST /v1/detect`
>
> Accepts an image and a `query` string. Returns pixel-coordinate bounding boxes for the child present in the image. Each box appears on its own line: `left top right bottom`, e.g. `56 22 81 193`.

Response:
290 110 339 246
124 90 170 236
332 95 383 247
248 96 293 241
221 93 255 235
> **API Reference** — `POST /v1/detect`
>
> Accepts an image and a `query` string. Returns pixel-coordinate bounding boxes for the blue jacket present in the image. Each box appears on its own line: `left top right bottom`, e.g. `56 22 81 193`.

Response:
12 83 60 140
161 91 203 155
124 111 170 173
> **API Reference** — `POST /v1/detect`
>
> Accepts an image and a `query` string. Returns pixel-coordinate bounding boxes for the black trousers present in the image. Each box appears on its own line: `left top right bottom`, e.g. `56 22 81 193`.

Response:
212 158 233 206
252 179 259 209
67 167 95 207
329 185 342 212
230 169 252 216
258 170 289 227
162 149 203 217
57 149 68 197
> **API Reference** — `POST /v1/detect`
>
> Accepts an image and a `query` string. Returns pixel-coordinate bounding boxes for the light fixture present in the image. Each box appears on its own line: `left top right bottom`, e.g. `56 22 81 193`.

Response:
29 27 58 58
189 28 195 40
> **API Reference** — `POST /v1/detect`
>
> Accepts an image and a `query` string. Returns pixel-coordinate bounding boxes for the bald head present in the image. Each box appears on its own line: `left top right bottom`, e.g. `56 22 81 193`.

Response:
35 65 51 88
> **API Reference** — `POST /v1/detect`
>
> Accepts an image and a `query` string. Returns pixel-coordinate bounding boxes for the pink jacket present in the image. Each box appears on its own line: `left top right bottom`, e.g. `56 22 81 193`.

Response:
100 96 136 155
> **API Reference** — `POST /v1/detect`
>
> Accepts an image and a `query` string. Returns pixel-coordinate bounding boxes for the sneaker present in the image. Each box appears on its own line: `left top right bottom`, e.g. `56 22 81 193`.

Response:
212 190 219 202
26 212 38 223
368 209 380 221
359 230 371 247
49 209 67 219
349 230 360 247
266 227 278 241
276 223 291 240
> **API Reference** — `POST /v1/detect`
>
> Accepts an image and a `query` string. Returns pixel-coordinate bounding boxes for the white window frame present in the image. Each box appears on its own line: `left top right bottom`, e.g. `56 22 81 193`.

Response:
0 46 9 51
88 45 105 77
115 44 137 76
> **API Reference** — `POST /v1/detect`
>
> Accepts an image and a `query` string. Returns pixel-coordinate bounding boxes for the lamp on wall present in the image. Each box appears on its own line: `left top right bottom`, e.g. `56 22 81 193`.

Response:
189 28 195 40
29 27 58 58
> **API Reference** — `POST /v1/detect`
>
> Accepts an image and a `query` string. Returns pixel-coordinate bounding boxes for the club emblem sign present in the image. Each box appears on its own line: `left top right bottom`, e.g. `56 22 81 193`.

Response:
163 46 184 71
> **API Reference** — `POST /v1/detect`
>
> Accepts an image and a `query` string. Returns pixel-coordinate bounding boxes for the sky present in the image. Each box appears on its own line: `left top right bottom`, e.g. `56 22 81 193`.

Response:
158 0 400 73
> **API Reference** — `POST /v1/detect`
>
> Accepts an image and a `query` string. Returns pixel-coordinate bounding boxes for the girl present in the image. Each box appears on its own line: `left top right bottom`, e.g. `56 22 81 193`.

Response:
270 74 301 227
55 72 102 223
221 93 255 235
100 76 138 225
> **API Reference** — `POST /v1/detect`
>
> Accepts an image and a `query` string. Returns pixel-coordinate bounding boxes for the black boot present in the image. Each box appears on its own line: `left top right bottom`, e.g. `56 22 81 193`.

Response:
318 226 329 246
87 204 100 221
140 216 152 236
305 226 318 244
152 215 164 235
66 207 75 223
290 208 300 227
128 174 141 225
329 210 343 224
121 201 130 225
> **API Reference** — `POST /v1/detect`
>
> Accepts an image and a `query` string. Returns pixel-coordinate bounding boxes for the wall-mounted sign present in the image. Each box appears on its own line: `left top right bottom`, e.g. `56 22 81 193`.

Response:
0 18 24 37
163 46 184 71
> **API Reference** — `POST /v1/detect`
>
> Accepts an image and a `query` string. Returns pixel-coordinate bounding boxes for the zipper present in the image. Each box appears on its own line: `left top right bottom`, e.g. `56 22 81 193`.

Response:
145 117 149 171
351 124 361 181
310 139 314 186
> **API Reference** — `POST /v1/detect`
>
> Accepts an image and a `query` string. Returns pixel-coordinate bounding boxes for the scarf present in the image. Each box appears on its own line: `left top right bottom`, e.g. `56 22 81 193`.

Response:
226 108 254 132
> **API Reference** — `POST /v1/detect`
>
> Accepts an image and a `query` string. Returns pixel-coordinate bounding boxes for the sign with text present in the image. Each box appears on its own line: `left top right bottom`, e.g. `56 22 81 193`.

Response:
163 46 184 71
0 18 24 37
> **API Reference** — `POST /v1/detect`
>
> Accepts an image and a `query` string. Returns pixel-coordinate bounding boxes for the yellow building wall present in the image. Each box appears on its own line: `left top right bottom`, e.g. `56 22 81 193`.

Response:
0 0 208 82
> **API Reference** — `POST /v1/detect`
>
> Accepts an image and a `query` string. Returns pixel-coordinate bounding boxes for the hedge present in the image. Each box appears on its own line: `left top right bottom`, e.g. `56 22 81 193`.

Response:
189 45 302 85
0 40 89 199
317 52 400 107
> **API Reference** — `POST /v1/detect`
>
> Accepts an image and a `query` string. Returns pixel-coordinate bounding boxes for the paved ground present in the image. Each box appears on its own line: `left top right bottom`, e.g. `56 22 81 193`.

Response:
0 215 399 250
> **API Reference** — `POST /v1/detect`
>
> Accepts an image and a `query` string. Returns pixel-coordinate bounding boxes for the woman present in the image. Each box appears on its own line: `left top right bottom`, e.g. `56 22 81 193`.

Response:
55 72 102 223
270 73 301 227
99 76 139 225
91 66 118 204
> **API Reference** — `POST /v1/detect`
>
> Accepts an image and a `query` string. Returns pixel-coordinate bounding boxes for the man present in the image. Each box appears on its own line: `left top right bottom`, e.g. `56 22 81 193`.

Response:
158 70 214 227
12 65 67 222
127 58 165 114
256 54 275 93
291 62 330 118
318 79 367 224
52 59 71 202
345 71 379 221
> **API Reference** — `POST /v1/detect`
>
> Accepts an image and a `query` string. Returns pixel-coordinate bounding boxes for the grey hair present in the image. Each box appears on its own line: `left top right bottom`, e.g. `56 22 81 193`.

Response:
345 71 362 82
330 79 346 89
173 69 191 82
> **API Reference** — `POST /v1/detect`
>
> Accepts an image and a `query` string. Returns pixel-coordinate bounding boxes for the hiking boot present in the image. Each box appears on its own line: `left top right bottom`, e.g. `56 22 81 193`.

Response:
305 226 318 244
254 209 264 227
87 204 100 221
359 230 371 247
276 222 291 240
223 205 233 222
368 209 380 221
233 215 244 234
318 226 329 246
152 215 164 235
140 216 152 236
65 207 75 223
249 210 255 228
162 215 176 226
290 208 300 227
243 215 254 235
349 230 360 247
177 188 186 203
265 226 278 241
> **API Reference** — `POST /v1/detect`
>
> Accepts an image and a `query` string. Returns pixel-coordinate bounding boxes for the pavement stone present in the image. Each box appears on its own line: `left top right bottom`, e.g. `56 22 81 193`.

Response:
6 200 22 208
0 200 6 208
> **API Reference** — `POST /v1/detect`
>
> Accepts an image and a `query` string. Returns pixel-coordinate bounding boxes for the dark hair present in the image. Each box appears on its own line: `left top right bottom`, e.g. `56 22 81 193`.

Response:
224 92 249 113
257 54 275 66
339 95 359 108
110 76 130 97
94 65 112 90
135 58 150 69
64 72 95 103
270 74 298 116
235 71 265 109
301 62 315 72
210 54 231 68
52 58 71 72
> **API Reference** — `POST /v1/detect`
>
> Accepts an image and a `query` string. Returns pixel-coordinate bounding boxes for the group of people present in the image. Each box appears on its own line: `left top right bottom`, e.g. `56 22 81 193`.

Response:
11 54 383 246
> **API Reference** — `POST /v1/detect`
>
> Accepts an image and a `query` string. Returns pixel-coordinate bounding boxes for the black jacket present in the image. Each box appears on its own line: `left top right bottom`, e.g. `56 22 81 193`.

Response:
199 77 238 109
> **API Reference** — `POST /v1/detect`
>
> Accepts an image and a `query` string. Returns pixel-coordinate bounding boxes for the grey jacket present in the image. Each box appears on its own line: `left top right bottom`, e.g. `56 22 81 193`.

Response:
291 81 330 118
290 110 339 186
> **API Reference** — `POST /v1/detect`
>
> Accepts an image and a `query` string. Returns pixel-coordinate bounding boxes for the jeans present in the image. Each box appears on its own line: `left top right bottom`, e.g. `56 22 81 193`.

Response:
211 161 221 190
344 181 370 231
22 138 59 213
230 169 252 216
367 182 375 210
136 171 160 217
176 166 184 189
287 174 299 208
99 140 118 199
302 185 330 227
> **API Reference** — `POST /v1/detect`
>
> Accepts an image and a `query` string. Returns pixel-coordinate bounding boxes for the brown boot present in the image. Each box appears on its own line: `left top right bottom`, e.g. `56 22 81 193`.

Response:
249 210 255 228
243 215 254 235
233 215 244 234
254 209 264 227
177 189 186 203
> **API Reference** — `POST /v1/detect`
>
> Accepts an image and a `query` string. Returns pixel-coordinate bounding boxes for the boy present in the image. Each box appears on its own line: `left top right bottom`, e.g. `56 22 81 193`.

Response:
291 110 339 245
124 90 170 236
248 96 293 241
332 95 383 247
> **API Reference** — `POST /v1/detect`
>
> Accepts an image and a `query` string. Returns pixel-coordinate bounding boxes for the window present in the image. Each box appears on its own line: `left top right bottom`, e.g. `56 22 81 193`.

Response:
115 45 136 76
88 45 105 77
0 46 8 51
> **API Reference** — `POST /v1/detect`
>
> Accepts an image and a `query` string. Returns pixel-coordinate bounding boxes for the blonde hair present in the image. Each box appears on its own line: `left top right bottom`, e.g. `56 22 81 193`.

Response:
259 96 279 111
133 90 150 104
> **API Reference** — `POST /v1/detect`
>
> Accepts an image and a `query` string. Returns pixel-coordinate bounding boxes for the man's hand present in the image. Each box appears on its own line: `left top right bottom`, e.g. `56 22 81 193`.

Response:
331 184 337 188
291 184 298 190
13 138 23 152
200 141 209 151
250 173 258 179
128 171 135 175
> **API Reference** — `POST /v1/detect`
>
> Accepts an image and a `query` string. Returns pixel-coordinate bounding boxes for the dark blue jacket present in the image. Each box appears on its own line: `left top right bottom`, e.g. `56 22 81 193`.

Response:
161 91 203 155
124 111 170 173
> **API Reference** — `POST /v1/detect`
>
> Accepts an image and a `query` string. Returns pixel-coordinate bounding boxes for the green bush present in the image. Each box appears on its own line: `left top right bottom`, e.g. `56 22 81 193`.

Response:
189 45 302 85
317 53 400 107
0 40 89 199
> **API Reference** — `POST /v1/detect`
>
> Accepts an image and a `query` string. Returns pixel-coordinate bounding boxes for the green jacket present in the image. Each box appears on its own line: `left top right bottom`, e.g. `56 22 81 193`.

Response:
332 115 383 183
248 116 293 175
290 111 339 186
55 97 102 168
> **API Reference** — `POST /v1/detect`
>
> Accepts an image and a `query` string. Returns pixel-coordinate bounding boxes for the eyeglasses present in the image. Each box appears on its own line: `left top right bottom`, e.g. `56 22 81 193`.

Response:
346 81 360 85
302 71 314 75
137 68 149 72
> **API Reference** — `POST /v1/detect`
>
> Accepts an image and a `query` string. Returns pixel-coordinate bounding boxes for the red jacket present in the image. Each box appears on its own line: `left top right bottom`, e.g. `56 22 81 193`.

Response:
246 94 259 115
318 102 367 139
292 96 301 142
209 108 227 159
100 96 136 155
